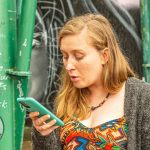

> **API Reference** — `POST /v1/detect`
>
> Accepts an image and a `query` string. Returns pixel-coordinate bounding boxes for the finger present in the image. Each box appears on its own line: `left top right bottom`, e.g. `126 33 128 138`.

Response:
29 112 39 120
39 119 57 130
40 126 59 136
34 115 50 126
47 119 57 127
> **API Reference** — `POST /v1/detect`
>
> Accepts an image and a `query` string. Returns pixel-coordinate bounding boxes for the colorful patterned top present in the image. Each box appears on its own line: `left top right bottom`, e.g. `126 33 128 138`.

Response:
60 116 128 150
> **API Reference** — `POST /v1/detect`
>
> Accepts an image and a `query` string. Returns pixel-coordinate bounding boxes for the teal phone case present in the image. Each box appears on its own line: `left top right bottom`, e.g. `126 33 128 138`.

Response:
17 97 64 126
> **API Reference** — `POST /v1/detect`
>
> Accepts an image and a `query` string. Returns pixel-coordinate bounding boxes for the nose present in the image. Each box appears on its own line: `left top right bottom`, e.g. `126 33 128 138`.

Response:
65 58 75 71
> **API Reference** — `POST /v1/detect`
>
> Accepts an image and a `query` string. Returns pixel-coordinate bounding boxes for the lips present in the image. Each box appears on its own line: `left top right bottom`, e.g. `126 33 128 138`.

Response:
70 76 79 82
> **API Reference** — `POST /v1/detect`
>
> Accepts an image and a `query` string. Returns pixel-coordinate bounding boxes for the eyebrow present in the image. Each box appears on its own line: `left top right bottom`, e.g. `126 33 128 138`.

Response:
60 49 85 53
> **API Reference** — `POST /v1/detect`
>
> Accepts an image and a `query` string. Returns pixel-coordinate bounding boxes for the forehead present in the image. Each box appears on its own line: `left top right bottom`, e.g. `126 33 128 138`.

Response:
60 29 93 52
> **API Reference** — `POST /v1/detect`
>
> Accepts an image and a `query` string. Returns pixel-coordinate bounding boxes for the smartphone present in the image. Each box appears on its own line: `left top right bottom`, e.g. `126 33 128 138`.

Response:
17 97 64 126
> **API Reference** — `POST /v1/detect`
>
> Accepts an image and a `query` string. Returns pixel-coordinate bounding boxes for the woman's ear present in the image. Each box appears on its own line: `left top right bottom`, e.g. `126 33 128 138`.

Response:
100 48 109 65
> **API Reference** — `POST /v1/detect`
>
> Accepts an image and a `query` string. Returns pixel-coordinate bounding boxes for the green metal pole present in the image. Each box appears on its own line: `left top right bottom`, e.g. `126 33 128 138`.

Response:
15 1 37 149
0 0 17 149
141 0 150 83
1 0 36 150
16 0 37 72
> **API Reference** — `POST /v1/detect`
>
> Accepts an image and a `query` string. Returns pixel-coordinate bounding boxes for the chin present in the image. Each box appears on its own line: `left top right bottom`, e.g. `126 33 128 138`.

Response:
73 83 87 89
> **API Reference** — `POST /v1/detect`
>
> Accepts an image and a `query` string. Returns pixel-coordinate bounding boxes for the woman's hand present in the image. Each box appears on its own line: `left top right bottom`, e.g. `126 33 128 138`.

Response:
29 111 59 136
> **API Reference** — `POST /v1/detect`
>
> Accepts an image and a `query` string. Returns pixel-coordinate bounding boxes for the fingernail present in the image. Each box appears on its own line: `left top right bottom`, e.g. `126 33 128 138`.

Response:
43 122 46 125
47 115 50 118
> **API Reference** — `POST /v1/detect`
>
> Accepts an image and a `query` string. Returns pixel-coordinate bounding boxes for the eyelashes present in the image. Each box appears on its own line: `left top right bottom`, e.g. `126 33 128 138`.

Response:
63 55 84 61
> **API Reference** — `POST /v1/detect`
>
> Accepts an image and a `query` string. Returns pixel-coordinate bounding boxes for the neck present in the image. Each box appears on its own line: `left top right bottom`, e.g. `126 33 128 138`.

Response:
90 93 110 111
87 86 108 106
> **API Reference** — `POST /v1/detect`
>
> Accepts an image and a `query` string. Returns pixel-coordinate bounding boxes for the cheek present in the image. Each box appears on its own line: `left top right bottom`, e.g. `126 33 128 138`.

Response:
77 55 102 76
79 63 102 77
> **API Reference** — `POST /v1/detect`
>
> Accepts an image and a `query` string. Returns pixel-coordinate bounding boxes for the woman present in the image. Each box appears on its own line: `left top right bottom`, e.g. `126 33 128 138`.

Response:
29 14 150 150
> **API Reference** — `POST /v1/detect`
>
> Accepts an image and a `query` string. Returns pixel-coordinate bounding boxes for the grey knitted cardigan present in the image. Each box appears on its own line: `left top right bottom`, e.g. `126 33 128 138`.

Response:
31 77 150 150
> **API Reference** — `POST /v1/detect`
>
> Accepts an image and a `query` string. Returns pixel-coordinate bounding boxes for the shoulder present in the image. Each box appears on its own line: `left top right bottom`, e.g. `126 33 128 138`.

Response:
126 77 150 94
126 77 150 109
125 77 150 107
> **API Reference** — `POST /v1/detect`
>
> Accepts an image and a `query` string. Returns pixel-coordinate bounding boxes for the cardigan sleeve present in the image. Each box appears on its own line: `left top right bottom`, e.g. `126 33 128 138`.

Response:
141 83 150 150
31 127 63 150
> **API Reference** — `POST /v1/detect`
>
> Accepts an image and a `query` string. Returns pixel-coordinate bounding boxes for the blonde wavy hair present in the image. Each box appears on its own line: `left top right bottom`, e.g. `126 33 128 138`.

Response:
55 13 134 122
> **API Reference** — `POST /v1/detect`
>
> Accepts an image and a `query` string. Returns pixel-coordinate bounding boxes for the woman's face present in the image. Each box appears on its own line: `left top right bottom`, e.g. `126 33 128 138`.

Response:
60 29 106 89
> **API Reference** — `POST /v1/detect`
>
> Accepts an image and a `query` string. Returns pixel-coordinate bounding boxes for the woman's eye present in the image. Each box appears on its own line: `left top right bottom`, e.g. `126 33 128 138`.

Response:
63 56 67 59
75 54 84 60
62 55 68 59
75 56 84 60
